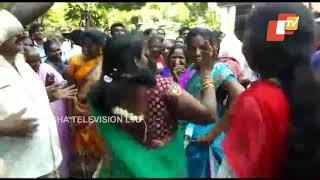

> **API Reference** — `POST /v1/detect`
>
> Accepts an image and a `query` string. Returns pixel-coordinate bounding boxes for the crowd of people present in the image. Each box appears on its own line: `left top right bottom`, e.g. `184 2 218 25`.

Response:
1 2 320 179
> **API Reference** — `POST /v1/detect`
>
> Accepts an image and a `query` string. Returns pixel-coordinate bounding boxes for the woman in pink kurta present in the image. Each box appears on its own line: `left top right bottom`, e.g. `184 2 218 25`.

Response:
24 47 71 178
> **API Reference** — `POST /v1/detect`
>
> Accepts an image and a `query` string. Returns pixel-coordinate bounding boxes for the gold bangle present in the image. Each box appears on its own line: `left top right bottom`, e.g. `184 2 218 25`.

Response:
203 82 214 88
201 84 215 91
202 78 214 82
201 78 212 83
202 80 214 86
201 76 212 79
201 84 214 91
202 82 214 88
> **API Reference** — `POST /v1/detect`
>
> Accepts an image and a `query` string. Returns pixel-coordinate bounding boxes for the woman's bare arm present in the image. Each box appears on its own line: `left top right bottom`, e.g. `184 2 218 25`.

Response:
9 3 53 26
167 40 218 124
166 79 217 124
197 80 244 143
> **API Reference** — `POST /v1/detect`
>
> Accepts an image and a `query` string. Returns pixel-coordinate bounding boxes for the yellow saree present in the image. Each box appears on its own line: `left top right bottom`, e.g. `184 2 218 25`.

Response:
66 54 106 177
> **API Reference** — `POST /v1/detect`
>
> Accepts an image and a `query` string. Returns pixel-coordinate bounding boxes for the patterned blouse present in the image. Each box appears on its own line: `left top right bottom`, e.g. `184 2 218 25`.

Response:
119 75 178 148
145 75 177 146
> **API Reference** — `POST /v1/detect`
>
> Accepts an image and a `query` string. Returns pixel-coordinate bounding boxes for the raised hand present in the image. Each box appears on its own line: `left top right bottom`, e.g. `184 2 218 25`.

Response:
46 80 78 102
199 40 215 74
172 65 186 82
53 84 78 100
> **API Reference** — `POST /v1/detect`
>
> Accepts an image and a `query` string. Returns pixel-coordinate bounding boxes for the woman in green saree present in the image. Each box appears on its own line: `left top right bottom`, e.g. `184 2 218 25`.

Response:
88 34 220 178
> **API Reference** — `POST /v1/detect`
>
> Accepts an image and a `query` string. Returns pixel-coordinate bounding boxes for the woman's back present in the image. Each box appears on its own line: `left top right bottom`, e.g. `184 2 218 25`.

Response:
146 75 176 144
122 75 177 147
222 80 289 177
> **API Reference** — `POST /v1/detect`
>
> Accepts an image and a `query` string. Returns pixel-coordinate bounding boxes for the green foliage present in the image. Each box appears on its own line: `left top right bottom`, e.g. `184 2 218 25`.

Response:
185 2 208 17
181 3 220 29
98 3 146 11
166 3 190 23
182 3 207 27
64 3 109 28
205 10 221 30
0 3 12 10
0 2 221 37
62 3 146 30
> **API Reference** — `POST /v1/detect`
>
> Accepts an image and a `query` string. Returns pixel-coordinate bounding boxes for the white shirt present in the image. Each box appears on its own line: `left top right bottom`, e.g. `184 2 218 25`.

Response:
219 33 258 81
219 33 246 71
0 54 62 178
61 41 71 64
70 45 82 59
33 40 47 63
61 40 82 64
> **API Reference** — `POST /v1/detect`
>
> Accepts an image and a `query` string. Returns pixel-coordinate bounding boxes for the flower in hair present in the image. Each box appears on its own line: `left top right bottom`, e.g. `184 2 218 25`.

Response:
104 75 113 83
112 106 147 142
112 106 144 123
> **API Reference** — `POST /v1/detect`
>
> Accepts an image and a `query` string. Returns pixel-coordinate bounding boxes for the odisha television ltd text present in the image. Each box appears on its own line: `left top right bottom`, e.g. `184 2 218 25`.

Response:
56 116 142 124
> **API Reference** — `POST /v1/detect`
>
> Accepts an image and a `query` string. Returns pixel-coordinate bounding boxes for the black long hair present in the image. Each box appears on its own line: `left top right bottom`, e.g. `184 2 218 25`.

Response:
185 28 227 107
81 29 106 47
210 30 223 58
186 28 222 59
244 3 320 178
186 28 213 70
89 34 156 114
186 28 212 47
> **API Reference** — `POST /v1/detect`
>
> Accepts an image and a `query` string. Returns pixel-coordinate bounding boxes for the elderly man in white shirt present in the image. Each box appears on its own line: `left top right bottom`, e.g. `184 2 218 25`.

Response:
0 3 63 178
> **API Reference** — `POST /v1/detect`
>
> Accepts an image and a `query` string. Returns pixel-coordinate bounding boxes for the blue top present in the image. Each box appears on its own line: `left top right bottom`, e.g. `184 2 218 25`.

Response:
159 67 171 77
34 45 47 63
184 62 237 158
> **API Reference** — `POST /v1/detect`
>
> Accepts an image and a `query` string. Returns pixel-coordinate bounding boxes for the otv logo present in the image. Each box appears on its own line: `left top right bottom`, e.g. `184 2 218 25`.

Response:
266 13 299 42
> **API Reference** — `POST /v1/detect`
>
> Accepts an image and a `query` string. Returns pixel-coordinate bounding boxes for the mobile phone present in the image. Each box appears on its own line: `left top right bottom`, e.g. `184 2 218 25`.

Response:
45 73 55 86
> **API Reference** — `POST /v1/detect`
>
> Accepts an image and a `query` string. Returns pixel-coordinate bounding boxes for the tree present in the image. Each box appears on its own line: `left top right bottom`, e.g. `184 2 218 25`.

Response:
63 3 146 29
204 10 221 30
97 3 146 11
1 2 221 37
182 3 208 26
0 3 12 10
64 3 109 29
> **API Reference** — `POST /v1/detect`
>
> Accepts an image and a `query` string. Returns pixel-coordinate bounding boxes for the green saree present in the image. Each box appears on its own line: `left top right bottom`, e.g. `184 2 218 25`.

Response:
88 100 188 178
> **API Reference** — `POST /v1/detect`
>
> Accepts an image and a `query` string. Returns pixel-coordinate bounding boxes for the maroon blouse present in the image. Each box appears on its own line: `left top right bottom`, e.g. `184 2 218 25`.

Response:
145 75 176 146
117 75 177 148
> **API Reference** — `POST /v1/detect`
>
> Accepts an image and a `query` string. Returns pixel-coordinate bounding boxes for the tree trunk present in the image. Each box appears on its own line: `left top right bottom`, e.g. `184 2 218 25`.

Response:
40 15 46 25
